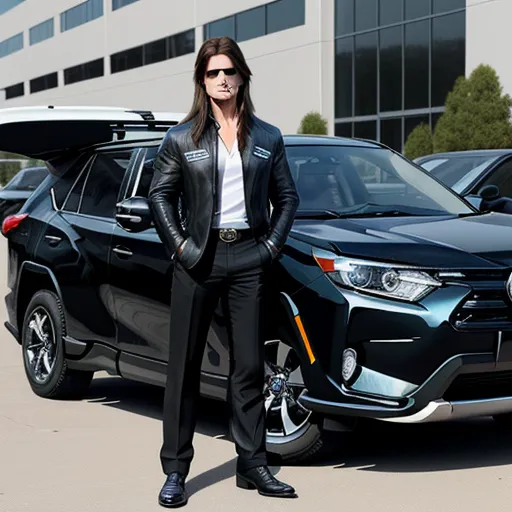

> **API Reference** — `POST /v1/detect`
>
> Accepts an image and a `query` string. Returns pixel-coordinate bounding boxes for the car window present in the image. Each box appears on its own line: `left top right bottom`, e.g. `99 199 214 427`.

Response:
479 159 512 198
79 150 133 218
4 167 48 191
131 146 159 198
285 144 473 216
63 167 89 213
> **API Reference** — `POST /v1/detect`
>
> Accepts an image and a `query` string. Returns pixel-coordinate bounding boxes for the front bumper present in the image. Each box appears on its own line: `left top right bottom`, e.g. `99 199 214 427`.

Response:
298 351 512 423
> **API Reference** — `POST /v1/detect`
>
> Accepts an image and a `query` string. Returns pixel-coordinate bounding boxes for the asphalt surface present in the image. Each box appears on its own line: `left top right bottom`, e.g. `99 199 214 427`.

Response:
1 235 512 511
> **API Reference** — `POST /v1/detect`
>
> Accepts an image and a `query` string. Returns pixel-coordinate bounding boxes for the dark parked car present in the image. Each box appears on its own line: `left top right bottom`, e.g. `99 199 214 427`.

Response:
0 165 49 221
415 150 512 212
5 106 512 464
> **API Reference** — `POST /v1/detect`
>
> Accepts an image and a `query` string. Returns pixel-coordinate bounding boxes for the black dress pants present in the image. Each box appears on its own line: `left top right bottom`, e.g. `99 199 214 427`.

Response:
160 229 272 477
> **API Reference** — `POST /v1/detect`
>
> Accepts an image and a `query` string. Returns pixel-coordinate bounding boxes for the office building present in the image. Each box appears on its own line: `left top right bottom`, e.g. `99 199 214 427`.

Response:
0 1 501 151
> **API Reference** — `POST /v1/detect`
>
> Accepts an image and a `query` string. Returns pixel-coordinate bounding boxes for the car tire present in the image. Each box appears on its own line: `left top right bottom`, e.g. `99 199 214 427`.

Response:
264 339 324 464
21 290 93 399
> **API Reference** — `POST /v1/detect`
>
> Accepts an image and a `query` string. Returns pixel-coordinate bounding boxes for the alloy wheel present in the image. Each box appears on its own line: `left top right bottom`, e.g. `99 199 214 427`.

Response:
264 339 313 443
24 306 57 384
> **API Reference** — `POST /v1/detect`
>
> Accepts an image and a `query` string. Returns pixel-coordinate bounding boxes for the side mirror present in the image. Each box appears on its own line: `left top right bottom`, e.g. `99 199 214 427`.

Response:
116 196 153 233
478 184 500 201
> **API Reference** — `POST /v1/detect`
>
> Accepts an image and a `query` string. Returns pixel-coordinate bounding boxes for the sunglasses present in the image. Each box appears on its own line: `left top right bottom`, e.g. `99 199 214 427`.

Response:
206 67 237 79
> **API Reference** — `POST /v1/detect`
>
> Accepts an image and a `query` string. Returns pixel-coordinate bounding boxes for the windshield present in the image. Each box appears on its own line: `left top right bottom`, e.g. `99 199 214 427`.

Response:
419 155 499 193
284 145 475 217
3 167 49 191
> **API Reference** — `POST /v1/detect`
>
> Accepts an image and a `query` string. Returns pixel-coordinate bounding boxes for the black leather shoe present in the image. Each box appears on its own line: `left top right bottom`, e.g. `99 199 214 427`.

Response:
236 465 297 498
158 472 188 508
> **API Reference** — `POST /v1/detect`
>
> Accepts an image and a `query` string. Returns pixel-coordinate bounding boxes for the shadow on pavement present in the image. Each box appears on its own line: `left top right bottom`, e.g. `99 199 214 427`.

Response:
84 375 512 475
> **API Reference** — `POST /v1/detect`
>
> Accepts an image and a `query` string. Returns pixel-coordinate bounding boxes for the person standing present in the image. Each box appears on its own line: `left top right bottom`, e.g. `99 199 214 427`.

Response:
148 36 300 507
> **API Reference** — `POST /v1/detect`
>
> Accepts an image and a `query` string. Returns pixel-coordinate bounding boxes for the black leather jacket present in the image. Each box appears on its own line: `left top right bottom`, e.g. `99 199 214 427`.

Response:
148 114 300 269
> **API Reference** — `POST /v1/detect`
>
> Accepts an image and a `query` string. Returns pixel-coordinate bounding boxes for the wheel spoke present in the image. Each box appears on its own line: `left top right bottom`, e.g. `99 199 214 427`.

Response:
27 342 44 351
277 343 291 369
288 367 304 386
43 351 52 374
34 349 45 376
280 397 299 436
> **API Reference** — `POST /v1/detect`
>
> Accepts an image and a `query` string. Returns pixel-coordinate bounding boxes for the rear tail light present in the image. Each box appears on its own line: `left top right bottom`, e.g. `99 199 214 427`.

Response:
2 213 28 235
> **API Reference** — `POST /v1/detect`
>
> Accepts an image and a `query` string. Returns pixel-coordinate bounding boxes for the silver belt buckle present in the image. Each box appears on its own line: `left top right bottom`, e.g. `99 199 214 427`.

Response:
219 228 238 243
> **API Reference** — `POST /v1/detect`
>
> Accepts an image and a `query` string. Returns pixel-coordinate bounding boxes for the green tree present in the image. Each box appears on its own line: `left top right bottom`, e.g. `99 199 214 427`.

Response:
403 123 434 160
298 111 328 135
433 64 512 152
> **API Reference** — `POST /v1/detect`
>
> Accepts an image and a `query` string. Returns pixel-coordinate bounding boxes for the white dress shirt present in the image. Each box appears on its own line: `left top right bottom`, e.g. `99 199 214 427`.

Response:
212 135 250 229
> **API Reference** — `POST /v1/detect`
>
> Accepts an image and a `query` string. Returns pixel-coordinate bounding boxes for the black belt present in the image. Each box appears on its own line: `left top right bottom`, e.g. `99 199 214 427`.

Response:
213 228 255 243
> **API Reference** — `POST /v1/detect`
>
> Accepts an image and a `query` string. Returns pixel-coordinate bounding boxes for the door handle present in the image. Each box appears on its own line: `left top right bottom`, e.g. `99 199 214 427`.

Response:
116 213 142 224
44 235 62 245
113 246 133 257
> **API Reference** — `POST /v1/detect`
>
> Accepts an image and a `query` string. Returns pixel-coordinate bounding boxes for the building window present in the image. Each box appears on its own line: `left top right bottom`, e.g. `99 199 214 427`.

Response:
112 0 139 10
204 0 305 43
30 72 58 93
0 0 24 16
61 0 103 32
111 29 194 74
334 0 466 152
0 32 23 58
4 82 24 99
30 18 54 45
64 58 104 85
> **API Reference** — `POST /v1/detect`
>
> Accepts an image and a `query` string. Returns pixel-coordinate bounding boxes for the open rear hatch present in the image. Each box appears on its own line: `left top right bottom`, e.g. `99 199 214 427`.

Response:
0 105 185 161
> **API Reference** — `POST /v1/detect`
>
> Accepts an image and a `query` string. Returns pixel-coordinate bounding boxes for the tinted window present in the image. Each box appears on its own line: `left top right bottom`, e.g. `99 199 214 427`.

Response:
476 160 512 198
431 11 465 106
404 20 429 109
4 167 48 191
433 0 465 14
380 118 402 152
335 36 353 118
205 16 235 39
266 0 305 34
355 0 377 31
112 0 139 10
0 32 23 58
354 31 377 116
133 147 159 198
64 58 104 85
405 0 430 20
335 0 354 36
379 26 402 112
60 0 103 32
79 151 132 218
380 0 403 26
422 156 498 191
63 167 89 213
236 6 265 42
285 145 472 215
0 0 25 15
5 82 24 99
30 72 58 93
29 18 54 46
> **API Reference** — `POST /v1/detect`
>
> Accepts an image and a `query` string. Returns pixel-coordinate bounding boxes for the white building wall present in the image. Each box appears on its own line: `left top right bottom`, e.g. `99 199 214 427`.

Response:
0 0 335 135
466 0 512 98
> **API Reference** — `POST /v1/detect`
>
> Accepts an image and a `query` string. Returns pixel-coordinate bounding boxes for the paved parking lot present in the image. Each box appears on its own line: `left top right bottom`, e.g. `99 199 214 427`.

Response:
1 235 512 512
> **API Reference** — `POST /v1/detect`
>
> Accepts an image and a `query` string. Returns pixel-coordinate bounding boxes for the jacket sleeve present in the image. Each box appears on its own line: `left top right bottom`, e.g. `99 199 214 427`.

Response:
266 133 300 253
148 129 186 256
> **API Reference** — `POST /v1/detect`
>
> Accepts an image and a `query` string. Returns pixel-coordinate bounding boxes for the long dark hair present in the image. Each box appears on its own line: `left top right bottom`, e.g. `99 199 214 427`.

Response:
180 37 255 152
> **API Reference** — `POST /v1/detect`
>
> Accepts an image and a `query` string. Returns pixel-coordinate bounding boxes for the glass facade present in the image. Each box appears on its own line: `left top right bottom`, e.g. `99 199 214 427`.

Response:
334 0 466 152
0 0 24 16
60 0 103 32
204 0 305 43
30 18 54 45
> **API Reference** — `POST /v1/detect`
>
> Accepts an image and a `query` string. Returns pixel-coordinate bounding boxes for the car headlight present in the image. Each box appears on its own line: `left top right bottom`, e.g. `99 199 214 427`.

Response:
312 248 441 302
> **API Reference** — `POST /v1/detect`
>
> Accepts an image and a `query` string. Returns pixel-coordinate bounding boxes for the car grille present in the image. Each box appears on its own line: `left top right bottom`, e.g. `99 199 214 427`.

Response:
443 371 512 401
450 278 512 331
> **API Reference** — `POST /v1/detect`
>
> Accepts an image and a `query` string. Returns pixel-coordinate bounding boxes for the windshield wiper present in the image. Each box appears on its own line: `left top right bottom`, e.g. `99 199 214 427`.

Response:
294 209 343 219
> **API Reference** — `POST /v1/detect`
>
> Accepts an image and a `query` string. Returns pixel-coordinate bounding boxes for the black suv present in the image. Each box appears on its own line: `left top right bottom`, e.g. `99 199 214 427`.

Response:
4 106 512 464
